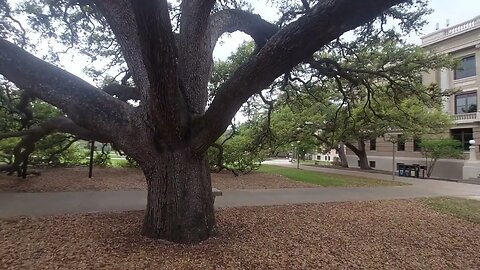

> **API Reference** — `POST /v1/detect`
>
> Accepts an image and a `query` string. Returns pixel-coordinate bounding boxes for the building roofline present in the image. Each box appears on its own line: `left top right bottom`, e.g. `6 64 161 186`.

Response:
421 15 480 47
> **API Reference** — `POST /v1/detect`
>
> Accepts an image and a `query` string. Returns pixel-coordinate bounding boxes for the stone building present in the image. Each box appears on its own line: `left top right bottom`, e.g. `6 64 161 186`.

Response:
346 15 480 180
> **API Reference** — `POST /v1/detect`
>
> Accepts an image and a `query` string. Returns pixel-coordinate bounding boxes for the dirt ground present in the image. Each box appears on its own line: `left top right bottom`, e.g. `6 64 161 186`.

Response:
1 200 478 269
0 167 317 192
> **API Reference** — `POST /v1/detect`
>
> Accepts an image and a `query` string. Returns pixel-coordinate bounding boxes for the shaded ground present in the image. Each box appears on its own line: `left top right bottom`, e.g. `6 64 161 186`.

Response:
1 200 478 269
0 167 146 192
0 167 316 192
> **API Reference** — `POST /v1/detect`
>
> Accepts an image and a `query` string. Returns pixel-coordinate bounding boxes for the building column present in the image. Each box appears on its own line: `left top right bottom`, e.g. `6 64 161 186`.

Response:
476 47 480 159
440 69 450 113
476 47 480 112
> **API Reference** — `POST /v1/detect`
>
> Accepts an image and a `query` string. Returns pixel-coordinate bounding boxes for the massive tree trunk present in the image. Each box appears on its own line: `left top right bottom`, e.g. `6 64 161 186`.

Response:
141 150 215 242
337 143 349 168
345 141 371 170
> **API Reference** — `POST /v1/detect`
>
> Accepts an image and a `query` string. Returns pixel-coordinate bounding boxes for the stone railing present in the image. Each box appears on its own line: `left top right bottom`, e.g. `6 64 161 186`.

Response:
422 16 480 46
453 112 479 123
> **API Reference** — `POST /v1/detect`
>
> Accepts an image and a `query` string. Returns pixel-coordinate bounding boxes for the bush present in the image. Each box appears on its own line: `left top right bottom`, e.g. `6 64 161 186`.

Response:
420 138 463 178
0 137 20 164
93 152 111 167
209 127 268 175
30 135 88 167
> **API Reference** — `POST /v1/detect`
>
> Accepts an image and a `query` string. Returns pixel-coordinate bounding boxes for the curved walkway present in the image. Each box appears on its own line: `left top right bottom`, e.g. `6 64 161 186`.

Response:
1 160 479 218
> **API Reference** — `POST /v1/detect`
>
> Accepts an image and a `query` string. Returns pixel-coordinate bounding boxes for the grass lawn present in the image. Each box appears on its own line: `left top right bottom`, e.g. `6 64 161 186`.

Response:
258 164 406 187
298 160 332 166
421 197 480 223
110 157 129 167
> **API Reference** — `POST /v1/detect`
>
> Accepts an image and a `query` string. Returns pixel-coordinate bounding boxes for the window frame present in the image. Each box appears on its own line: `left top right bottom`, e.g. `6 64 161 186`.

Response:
413 137 422 152
369 139 377 151
454 91 477 114
454 55 476 80
397 135 405 151
451 128 473 151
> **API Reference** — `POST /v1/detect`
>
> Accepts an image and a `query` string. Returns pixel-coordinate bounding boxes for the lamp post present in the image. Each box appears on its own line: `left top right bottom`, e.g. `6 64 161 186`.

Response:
88 140 95 178
296 140 301 169
468 139 476 161
392 141 395 180
383 134 396 181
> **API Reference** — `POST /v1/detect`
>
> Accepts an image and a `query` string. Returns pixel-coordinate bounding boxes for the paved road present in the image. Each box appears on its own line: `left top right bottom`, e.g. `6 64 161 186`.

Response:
1 160 479 218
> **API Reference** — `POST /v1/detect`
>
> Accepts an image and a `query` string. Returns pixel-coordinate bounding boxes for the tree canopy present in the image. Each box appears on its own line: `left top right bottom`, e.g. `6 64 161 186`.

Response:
0 0 432 243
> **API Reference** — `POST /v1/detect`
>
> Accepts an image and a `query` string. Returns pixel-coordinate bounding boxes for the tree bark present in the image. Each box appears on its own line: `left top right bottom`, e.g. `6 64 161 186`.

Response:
140 150 215 243
345 141 371 170
357 150 371 170
337 143 349 168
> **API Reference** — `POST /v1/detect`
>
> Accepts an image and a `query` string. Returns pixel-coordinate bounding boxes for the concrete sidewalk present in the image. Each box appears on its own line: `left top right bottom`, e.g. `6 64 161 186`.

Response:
1 160 479 218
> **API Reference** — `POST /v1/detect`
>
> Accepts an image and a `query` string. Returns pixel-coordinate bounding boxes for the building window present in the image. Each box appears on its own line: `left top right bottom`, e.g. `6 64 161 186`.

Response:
454 55 476 80
369 139 376 151
369 161 376 168
455 92 477 114
397 135 405 151
317 155 321 160
357 160 360 167
413 137 422 152
451 128 473 151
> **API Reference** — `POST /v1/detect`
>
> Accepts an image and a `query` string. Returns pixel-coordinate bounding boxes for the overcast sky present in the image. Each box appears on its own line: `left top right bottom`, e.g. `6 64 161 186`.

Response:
213 0 480 60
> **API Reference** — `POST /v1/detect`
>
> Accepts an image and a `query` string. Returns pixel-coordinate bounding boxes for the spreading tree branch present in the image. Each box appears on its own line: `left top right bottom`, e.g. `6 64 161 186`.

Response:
129 0 190 146
0 116 106 142
92 0 150 100
0 38 134 143
209 9 279 52
193 0 406 153
0 116 105 176
176 0 216 115
102 84 140 102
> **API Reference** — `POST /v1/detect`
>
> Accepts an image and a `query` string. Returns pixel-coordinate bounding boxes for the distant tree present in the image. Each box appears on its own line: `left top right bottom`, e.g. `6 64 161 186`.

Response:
209 122 268 175
0 85 89 176
420 138 464 178
282 39 455 169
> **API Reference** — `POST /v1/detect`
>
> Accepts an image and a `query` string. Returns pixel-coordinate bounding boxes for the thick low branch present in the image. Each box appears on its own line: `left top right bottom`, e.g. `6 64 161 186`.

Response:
17 91 33 129
0 116 105 177
209 9 279 52
345 142 362 157
93 0 150 100
193 0 406 153
0 116 106 142
0 38 134 143
102 84 140 102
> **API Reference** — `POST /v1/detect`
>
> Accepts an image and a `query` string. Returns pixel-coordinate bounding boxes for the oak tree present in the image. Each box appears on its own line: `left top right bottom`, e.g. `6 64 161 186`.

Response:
0 0 412 242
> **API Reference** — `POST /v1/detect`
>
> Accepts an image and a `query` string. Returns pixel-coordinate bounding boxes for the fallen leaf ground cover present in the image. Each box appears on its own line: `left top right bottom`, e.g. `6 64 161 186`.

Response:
1 200 478 269
0 167 317 192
